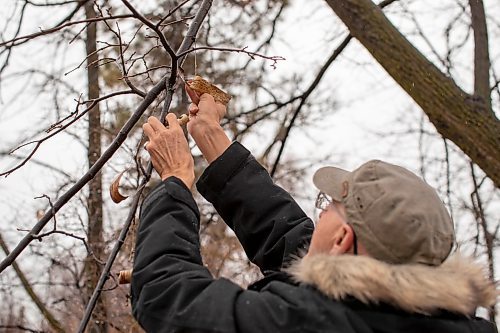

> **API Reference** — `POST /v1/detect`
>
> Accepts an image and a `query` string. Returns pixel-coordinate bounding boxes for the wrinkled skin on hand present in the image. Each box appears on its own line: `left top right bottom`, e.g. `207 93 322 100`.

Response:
183 84 231 164
143 113 195 188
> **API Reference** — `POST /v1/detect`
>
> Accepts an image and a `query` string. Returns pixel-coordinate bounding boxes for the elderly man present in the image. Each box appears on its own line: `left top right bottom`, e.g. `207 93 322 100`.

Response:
131 90 497 332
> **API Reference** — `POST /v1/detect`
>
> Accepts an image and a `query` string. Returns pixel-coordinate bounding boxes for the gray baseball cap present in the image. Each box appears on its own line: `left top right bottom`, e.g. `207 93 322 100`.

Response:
313 160 454 266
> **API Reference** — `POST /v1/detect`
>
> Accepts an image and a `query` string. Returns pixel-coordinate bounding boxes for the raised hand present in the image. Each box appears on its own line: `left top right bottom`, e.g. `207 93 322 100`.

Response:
185 84 226 137
143 113 195 188
184 84 231 164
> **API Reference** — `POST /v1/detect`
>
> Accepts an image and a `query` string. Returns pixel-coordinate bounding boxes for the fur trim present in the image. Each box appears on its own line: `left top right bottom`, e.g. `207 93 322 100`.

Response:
287 254 497 315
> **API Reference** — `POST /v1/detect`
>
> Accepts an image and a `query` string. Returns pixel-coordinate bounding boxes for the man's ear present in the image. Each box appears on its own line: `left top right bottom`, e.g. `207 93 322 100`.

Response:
329 224 354 255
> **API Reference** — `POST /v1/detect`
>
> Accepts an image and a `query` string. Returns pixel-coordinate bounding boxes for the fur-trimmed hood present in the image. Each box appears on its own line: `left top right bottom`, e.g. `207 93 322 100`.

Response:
287 254 497 316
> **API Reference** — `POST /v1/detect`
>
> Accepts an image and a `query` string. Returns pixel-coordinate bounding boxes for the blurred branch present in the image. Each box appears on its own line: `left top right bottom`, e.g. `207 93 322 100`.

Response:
156 0 191 29
120 0 177 59
1 90 141 177
470 162 496 322
0 15 134 48
243 2 285 69
0 1 28 79
270 0 399 177
0 231 66 333
0 326 45 333
399 1 447 69
442 138 454 220
24 0 81 6
0 75 168 273
270 35 352 176
0 153 74 180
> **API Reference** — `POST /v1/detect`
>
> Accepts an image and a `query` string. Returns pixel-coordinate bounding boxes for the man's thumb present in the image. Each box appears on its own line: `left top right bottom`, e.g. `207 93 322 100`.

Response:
199 93 215 105
185 84 200 105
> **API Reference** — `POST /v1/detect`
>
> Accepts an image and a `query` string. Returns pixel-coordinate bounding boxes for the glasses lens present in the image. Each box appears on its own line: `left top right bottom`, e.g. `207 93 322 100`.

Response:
315 192 331 210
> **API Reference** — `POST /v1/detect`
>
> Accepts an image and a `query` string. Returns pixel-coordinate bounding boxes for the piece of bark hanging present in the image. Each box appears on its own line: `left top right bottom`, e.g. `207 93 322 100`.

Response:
110 170 128 204
188 75 232 105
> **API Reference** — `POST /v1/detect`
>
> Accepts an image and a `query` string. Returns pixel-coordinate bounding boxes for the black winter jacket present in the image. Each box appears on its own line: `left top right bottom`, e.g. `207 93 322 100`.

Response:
131 142 497 333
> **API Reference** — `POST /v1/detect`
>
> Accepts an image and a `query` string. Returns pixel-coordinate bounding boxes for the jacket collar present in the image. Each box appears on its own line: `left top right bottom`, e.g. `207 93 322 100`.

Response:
287 254 497 316
248 270 296 291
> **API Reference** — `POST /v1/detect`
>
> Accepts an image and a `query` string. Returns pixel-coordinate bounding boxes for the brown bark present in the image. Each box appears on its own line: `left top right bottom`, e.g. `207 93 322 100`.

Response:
0 232 65 333
83 2 107 332
324 0 500 187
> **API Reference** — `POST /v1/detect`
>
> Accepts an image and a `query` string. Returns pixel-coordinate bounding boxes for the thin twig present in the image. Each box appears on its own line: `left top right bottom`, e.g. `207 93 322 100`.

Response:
177 46 285 68
0 15 134 47
120 0 177 59
156 0 192 29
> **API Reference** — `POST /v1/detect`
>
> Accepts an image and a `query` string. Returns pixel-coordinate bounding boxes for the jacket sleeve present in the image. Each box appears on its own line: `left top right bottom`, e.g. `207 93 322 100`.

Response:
131 177 242 332
196 142 314 273
130 176 314 333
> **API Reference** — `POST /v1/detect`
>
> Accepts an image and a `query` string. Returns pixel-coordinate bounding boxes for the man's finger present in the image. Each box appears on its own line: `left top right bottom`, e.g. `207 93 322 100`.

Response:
185 84 200 105
188 103 199 115
148 116 165 132
165 113 181 130
143 123 155 138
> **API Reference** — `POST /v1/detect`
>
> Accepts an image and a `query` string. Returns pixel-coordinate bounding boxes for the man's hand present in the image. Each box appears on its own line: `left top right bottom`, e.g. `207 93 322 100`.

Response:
143 113 195 188
185 84 226 136
184 84 231 164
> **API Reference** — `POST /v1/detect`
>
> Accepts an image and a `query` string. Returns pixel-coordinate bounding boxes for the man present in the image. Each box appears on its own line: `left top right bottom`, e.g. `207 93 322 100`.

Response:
132 89 497 332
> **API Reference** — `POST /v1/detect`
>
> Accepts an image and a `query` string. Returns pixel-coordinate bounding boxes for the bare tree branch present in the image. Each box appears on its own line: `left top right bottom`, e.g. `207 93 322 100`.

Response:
120 0 177 59
0 1 28 86
270 0 399 176
1 90 141 177
0 15 134 48
0 76 168 273
177 46 285 69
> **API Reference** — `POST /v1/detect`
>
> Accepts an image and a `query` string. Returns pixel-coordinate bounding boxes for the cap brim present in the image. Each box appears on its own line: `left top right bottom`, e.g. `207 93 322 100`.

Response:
313 166 350 202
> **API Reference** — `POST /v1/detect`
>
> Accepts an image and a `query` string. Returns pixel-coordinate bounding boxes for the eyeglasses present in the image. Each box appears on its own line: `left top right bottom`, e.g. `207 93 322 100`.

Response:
315 192 358 255
315 192 332 211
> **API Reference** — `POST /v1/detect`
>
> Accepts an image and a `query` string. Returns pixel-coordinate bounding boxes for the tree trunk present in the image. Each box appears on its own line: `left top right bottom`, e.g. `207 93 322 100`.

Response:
469 0 491 112
324 0 500 187
83 2 107 332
